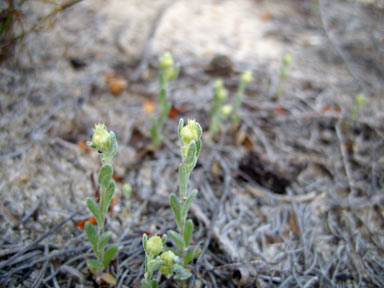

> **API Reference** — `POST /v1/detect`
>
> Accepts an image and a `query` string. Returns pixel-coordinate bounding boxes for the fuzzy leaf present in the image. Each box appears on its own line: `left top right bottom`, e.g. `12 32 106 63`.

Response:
184 246 201 266
147 257 163 273
98 164 113 187
102 245 118 267
169 193 181 228
87 259 104 270
86 198 100 225
85 222 98 255
184 141 196 166
178 164 188 197
102 180 115 215
181 189 198 221
184 219 193 247
168 230 185 250
109 131 118 158
178 118 184 144
141 279 158 288
98 231 112 252
195 139 202 159
172 264 192 280
142 233 148 250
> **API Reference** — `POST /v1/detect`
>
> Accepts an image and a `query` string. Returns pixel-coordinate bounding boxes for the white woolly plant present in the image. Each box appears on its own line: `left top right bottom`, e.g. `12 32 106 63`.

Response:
150 52 179 147
141 119 202 288
85 124 118 275
209 79 232 136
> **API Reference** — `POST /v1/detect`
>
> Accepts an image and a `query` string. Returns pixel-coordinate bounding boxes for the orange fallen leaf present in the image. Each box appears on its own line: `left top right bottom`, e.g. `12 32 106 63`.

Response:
77 140 92 152
76 217 97 229
261 10 272 21
143 99 155 114
322 105 331 113
275 107 289 115
109 195 118 212
333 105 341 113
105 73 127 96
168 105 185 119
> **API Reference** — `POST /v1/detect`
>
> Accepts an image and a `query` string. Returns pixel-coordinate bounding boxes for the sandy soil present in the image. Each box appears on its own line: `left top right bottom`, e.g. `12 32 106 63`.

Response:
1 0 384 287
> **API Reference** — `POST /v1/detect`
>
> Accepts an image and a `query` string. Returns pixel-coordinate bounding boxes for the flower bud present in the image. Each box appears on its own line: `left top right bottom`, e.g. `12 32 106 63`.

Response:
241 70 252 85
146 236 163 256
217 87 228 101
180 119 201 146
356 94 366 106
160 265 172 276
92 123 111 152
283 53 292 66
160 250 176 266
220 104 232 116
159 52 174 70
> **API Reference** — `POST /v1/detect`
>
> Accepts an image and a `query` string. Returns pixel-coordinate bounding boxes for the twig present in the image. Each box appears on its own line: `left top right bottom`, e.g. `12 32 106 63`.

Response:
0 211 78 270
335 121 355 194
246 185 323 203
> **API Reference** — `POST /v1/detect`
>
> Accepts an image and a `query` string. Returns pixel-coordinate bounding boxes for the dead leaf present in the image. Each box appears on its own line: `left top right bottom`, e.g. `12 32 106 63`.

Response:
105 73 126 96
236 130 254 149
108 195 118 212
100 273 117 285
289 212 300 237
76 217 97 229
212 162 221 177
168 105 185 119
143 99 155 114
275 107 289 115
77 140 92 152
18 172 30 184
261 10 272 21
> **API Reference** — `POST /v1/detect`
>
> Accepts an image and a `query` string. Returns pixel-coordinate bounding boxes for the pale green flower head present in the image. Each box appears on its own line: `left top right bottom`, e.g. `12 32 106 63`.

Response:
356 94 366 106
180 119 201 146
146 236 164 256
160 250 176 266
283 52 292 66
220 104 233 116
159 52 174 70
180 119 202 160
241 70 252 85
91 123 111 152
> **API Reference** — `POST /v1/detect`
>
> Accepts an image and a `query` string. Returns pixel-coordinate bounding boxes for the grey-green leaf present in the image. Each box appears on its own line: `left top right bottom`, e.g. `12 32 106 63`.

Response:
86 198 100 225
172 264 192 281
85 222 98 254
178 164 188 197
98 231 112 252
178 118 184 144
102 245 118 267
142 233 148 250
185 141 196 165
102 180 115 215
109 131 118 158
184 219 193 247
87 259 104 270
147 257 163 273
184 246 201 266
195 139 202 159
98 164 113 187
181 189 198 221
168 230 185 250
141 279 158 288
169 193 181 228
